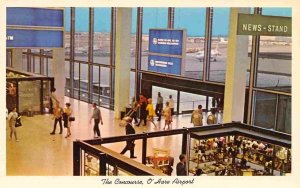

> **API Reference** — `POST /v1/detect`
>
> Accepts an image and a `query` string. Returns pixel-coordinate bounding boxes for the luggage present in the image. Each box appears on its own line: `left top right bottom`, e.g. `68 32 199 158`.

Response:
15 116 22 127
119 109 135 126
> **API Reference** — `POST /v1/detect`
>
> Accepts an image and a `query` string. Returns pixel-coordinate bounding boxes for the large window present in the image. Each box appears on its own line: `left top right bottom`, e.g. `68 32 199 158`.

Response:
179 91 207 113
141 8 168 70
75 8 89 62
209 8 230 83
152 86 178 114
65 8 71 57
174 8 206 80
252 91 291 134
11 7 292 133
253 91 277 129
94 8 111 65
256 8 292 92
276 95 291 134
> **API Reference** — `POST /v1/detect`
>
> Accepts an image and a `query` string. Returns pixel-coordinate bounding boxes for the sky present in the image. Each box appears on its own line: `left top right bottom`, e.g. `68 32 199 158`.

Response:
64 7 292 37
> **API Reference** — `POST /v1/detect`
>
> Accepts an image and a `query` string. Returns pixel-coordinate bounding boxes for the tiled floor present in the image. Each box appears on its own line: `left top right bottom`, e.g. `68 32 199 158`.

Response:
6 97 222 176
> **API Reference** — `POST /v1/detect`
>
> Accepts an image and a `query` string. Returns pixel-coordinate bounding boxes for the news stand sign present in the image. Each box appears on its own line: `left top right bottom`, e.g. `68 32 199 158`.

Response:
237 13 291 36
6 7 64 48
148 29 186 76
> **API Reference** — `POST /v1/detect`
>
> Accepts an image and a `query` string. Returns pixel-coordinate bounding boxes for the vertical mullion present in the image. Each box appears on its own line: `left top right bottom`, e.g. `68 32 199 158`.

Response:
40 80 43 114
135 7 143 99
204 8 212 81
46 58 49 76
79 62 81 100
32 55 35 73
274 94 279 131
39 49 43 75
27 49 31 72
177 90 180 115
247 7 261 125
99 65 101 105
70 7 75 98
110 7 116 109
88 8 94 103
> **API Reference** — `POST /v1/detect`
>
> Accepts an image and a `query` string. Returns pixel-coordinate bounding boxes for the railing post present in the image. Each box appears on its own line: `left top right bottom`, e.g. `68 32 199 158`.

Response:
181 130 188 155
99 153 107 176
142 136 147 165
73 140 81 176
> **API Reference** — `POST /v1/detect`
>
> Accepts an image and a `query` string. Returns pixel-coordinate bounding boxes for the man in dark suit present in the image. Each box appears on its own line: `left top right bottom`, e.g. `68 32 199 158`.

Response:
176 154 187 176
120 117 137 158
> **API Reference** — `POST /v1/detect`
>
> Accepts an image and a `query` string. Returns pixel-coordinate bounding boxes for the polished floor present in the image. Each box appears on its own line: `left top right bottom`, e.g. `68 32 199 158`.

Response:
6 97 222 176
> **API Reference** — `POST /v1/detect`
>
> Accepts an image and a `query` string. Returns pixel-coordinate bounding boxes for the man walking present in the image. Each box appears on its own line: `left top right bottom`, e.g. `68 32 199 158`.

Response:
50 103 63 135
120 117 137 158
90 103 103 138
155 92 163 121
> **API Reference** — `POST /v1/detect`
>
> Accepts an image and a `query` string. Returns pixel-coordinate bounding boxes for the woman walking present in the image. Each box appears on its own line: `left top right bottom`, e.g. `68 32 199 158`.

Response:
8 107 19 141
63 103 73 138
146 98 157 127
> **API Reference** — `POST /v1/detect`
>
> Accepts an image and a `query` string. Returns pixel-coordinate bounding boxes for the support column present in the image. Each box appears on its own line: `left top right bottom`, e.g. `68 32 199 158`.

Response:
52 48 66 105
223 8 250 123
114 8 132 119
11 49 23 71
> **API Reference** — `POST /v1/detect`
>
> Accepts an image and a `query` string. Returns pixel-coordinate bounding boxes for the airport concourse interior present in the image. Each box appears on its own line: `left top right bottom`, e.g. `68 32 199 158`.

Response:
6 7 291 176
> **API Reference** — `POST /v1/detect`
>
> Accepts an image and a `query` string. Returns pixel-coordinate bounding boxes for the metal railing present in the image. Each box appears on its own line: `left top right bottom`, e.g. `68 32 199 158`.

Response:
74 122 291 176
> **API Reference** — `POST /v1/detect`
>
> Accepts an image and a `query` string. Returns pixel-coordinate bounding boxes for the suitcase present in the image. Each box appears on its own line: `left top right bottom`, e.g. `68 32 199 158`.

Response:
119 109 135 126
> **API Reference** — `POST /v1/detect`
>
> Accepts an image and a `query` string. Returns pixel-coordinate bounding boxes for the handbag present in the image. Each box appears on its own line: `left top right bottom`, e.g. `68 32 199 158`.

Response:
15 116 22 127
69 117 75 122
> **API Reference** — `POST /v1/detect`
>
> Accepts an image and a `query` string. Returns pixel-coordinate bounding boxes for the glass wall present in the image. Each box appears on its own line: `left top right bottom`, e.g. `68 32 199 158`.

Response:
94 8 111 65
253 91 277 130
276 95 291 134
14 7 291 134
141 8 168 70
174 8 206 80
65 7 71 56
74 8 89 62
209 8 230 83
253 91 291 134
152 86 178 113
251 8 291 134
179 91 207 113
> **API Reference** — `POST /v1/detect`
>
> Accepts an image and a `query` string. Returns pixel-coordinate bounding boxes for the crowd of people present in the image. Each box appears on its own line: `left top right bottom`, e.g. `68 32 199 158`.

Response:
118 92 220 160
8 86 218 168
128 92 218 130
130 93 175 130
